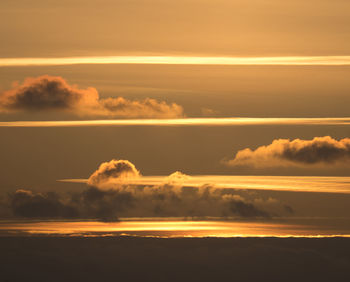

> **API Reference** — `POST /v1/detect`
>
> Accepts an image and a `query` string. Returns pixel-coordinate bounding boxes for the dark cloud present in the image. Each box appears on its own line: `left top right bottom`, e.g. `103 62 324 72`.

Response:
70 187 134 221
10 189 78 219
228 199 270 218
8 186 288 220
5 159 294 220
84 159 291 218
0 75 184 118
225 136 350 168
87 160 295 218
0 195 11 218
9 188 133 221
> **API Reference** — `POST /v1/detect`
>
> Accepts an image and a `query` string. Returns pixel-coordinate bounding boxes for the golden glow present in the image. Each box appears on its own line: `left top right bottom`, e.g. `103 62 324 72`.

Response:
60 175 350 194
0 220 349 238
1 56 350 67
1 117 350 127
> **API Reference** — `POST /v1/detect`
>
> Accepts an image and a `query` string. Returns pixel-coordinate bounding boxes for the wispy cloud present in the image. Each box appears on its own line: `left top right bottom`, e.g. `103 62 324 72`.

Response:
1 56 350 67
60 175 350 194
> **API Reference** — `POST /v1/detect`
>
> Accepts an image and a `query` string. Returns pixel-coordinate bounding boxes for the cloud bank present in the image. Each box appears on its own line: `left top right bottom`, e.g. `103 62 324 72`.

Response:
8 186 291 221
11 189 78 219
226 136 350 168
5 159 293 221
0 76 184 118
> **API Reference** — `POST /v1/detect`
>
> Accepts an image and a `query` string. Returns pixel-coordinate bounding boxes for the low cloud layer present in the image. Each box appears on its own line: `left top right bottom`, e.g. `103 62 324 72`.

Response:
226 136 350 168
8 186 291 221
4 159 293 221
11 189 78 219
0 76 184 118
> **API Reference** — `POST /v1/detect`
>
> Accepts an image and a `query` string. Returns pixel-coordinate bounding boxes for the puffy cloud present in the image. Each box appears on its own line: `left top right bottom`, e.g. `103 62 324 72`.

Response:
0 75 184 118
225 136 350 168
166 171 190 184
87 159 141 187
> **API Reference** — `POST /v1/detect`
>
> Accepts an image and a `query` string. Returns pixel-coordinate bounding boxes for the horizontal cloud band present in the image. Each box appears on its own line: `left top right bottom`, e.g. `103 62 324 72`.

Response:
1 117 350 127
2 56 350 67
60 175 350 194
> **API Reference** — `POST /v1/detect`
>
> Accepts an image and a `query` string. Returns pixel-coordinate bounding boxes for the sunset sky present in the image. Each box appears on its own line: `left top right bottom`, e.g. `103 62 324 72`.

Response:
2 2 350 281
1 0 350 238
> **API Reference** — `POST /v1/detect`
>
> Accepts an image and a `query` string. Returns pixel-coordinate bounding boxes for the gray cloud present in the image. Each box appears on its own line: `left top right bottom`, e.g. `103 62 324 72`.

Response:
225 136 350 168
8 186 291 221
5 159 294 220
0 75 184 118
9 188 133 221
228 198 270 218
10 189 78 219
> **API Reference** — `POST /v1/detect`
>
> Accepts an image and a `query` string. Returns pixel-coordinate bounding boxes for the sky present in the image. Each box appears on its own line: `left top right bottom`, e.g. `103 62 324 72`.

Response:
1 0 350 237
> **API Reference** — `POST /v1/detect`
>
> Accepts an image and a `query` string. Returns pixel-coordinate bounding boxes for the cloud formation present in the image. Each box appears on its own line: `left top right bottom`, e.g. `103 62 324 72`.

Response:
87 159 141 187
8 186 290 221
9 188 133 221
226 136 350 168
10 189 78 219
5 159 293 220
83 159 292 219
0 76 184 118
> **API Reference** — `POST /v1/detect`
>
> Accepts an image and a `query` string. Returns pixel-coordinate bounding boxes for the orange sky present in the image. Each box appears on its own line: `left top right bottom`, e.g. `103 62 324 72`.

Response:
1 0 350 57
1 0 350 234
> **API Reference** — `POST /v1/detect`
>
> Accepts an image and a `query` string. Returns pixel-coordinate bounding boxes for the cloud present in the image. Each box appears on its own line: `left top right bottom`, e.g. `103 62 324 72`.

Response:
225 195 270 218
87 159 141 187
166 171 190 184
8 188 133 221
83 159 292 218
4 159 293 220
0 75 184 118
225 136 350 168
70 187 134 221
201 107 218 116
8 185 289 220
10 189 78 219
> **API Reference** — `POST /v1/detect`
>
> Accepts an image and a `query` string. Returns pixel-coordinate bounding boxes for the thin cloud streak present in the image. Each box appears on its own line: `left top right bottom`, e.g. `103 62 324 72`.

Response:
1 117 350 127
3 220 349 238
59 175 350 194
2 56 350 67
